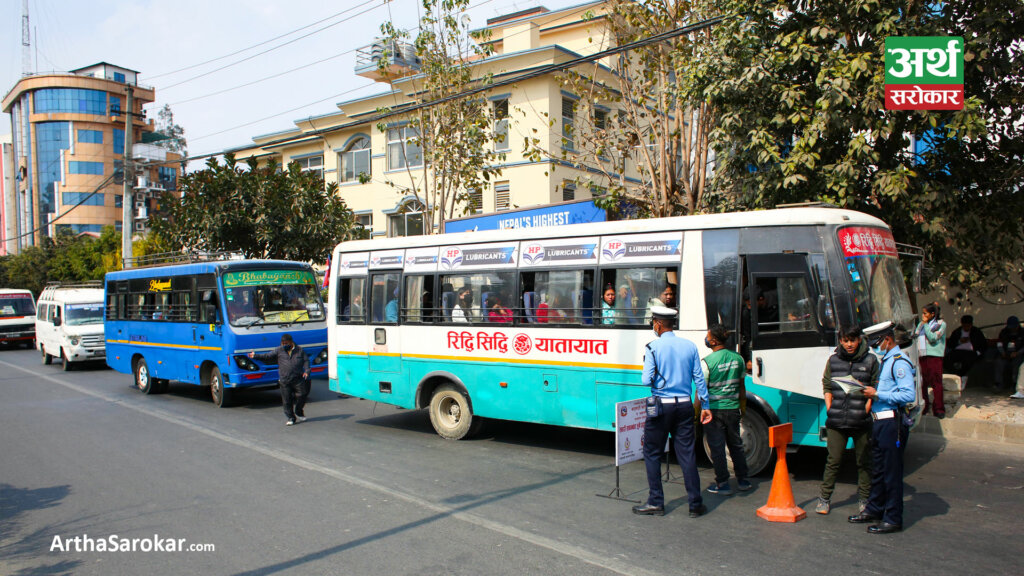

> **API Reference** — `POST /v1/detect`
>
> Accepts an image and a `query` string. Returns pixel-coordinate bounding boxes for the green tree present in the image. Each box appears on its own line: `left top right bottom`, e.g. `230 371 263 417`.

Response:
154 103 187 158
151 154 359 262
376 0 503 232
702 0 1024 287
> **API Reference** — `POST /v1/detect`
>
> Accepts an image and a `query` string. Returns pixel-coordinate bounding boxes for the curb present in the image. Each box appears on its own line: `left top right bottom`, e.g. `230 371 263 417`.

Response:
916 414 1024 446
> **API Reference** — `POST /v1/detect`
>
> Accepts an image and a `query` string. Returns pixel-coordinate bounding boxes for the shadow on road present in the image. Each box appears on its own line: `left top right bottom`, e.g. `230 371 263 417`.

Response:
0 483 82 575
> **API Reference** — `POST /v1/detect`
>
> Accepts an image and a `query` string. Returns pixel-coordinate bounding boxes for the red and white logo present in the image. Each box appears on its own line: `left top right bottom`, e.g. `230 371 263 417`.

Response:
513 333 532 355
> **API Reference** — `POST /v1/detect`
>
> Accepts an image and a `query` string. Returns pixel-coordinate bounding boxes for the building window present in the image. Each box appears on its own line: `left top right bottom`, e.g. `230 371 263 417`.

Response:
33 88 107 115
114 72 126 83
495 182 510 211
68 161 104 175
158 166 177 190
594 109 607 132
55 223 105 234
562 98 575 151
388 200 425 237
340 137 370 183
77 129 103 144
109 95 121 114
113 128 125 155
387 126 422 171
467 189 483 214
355 213 372 232
562 182 576 202
494 99 510 152
35 121 71 219
292 155 323 179
115 194 123 208
62 192 104 206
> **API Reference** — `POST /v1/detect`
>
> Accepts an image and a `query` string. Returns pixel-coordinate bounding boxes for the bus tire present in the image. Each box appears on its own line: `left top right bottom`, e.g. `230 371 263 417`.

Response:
61 350 73 372
209 366 231 408
428 384 476 440
135 357 155 395
701 408 773 477
41 346 52 365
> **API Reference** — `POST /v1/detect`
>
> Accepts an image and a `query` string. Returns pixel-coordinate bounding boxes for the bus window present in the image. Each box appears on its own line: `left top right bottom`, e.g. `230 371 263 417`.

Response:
371 273 401 324
337 277 366 324
600 267 678 326
404 275 435 324
440 272 513 324
199 290 220 323
702 229 740 339
521 270 594 325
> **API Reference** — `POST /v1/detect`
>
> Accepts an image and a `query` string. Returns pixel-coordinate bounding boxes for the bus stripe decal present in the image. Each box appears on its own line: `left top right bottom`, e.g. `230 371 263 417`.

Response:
336 350 641 371
106 339 222 352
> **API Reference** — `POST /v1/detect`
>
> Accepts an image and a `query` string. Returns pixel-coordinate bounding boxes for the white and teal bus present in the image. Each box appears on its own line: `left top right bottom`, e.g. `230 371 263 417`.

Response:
327 207 918 473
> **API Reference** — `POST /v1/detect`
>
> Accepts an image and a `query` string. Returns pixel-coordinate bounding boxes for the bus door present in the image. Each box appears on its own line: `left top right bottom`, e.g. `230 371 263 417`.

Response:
368 271 403 381
194 277 223 384
745 253 832 413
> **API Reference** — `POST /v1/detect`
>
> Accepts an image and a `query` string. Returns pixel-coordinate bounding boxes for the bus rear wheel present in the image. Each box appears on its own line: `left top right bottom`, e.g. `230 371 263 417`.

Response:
701 408 773 477
135 358 155 395
428 384 477 440
208 366 231 408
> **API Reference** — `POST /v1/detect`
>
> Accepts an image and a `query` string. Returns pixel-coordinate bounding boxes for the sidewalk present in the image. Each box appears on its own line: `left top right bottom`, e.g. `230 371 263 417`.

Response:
916 371 1024 446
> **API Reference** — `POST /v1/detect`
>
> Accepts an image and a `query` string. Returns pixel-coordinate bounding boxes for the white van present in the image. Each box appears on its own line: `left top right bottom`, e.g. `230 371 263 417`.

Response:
0 288 37 348
36 283 106 370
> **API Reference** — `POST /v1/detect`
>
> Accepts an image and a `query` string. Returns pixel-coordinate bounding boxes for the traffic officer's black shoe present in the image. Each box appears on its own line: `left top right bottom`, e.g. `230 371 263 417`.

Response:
632 503 665 516
847 513 880 524
688 504 707 518
867 522 902 534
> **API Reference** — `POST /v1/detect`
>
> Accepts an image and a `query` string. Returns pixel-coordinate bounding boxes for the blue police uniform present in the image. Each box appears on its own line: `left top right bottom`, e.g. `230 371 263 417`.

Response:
863 345 916 528
640 331 710 512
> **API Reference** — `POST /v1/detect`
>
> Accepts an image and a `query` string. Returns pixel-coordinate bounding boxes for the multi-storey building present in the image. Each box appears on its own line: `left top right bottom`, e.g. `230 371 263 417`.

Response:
1 62 180 253
229 1 633 238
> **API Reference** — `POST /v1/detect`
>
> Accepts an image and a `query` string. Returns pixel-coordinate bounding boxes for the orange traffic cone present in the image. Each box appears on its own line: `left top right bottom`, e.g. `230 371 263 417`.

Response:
756 423 807 523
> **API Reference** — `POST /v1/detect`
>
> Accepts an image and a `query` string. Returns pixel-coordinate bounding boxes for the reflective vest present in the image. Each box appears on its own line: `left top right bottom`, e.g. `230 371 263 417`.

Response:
703 349 745 410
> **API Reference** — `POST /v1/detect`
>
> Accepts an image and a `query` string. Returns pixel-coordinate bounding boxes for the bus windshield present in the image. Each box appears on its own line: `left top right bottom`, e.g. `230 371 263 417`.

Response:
838 226 915 330
66 303 104 326
0 295 35 318
222 269 325 326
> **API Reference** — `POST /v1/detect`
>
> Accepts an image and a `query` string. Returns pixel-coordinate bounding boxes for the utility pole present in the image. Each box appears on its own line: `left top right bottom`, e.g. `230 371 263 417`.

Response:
121 85 134 268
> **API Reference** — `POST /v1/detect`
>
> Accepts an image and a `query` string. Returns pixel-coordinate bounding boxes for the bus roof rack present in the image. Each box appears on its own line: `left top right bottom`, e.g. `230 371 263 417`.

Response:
43 281 104 289
895 242 924 260
775 201 839 209
123 250 246 269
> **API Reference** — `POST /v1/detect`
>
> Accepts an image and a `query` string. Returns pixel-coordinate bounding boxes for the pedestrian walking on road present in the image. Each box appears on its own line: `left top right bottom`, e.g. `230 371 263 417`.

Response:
700 323 751 496
849 322 915 534
816 326 878 516
250 334 309 426
632 306 712 518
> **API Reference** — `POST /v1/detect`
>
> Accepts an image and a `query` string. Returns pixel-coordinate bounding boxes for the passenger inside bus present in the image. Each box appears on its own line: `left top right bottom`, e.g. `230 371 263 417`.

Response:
452 287 472 323
643 283 677 323
486 294 512 323
601 284 619 325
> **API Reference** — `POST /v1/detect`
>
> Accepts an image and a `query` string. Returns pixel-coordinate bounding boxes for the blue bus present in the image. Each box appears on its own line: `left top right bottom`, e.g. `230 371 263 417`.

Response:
105 258 329 407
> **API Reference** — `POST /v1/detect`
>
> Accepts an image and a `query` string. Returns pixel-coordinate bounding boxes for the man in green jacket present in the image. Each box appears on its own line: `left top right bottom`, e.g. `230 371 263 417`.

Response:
701 324 751 495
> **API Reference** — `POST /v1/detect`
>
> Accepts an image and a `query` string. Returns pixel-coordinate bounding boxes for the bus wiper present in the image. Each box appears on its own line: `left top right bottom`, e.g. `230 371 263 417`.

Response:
243 316 266 328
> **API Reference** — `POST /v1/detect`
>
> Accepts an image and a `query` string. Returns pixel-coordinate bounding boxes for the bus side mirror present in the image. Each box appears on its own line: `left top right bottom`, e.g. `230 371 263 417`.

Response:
205 304 220 324
53 316 62 327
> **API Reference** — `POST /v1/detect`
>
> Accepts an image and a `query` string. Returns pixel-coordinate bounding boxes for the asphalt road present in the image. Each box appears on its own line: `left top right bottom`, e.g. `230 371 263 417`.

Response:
1 346 1022 576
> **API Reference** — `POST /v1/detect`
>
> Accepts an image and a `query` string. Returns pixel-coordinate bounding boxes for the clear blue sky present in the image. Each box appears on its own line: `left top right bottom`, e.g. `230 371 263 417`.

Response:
1 0 581 162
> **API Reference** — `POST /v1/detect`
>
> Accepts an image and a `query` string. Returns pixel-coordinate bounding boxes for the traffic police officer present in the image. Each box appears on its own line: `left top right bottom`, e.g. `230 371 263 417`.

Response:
632 306 713 517
848 321 916 533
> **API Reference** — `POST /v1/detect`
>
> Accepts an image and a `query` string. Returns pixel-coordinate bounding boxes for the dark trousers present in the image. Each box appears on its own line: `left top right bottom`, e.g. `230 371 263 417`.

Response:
705 408 749 484
642 400 702 510
820 426 872 501
864 417 908 526
280 379 306 421
920 356 944 415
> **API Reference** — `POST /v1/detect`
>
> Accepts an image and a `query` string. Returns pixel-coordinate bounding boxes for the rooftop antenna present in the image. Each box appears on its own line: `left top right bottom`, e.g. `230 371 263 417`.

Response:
21 0 32 76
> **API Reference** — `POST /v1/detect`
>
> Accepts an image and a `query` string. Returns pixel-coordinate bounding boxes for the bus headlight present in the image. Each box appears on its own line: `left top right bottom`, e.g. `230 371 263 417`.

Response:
234 355 260 371
314 348 328 365
69 336 80 346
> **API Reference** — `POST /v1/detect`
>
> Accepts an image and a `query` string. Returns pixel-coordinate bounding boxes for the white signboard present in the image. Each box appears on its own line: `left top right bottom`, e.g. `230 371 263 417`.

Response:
599 232 683 265
615 398 648 466
404 247 439 272
519 237 600 267
338 251 369 276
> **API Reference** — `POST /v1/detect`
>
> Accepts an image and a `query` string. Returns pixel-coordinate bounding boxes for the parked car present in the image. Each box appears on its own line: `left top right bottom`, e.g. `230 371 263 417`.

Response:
36 283 106 370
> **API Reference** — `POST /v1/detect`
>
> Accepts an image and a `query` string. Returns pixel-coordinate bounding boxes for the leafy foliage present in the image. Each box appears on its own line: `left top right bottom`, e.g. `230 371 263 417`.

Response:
151 154 361 262
154 104 187 157
375 0 503 231
701 0 1024 288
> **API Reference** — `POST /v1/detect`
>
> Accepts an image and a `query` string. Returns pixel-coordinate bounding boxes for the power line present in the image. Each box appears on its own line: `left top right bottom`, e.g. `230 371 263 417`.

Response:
10 173 118 241
146 0 382 81
186 13 733 160
156 0 387 92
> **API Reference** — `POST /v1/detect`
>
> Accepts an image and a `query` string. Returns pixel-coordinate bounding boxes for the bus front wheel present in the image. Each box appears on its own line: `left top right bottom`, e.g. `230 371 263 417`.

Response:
701 408 773 477
208 366 231 408
41 346 52 365
135 358 155 395
428 384 477 440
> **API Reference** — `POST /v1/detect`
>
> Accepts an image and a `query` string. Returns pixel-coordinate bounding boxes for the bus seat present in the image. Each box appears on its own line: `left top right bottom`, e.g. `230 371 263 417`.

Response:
442 291 456 320
523 291 537 323
573 289 594 324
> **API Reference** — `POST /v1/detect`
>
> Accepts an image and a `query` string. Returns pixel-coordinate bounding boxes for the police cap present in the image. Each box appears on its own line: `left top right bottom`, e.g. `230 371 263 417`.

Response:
863 320 895 347
650 306 677 321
